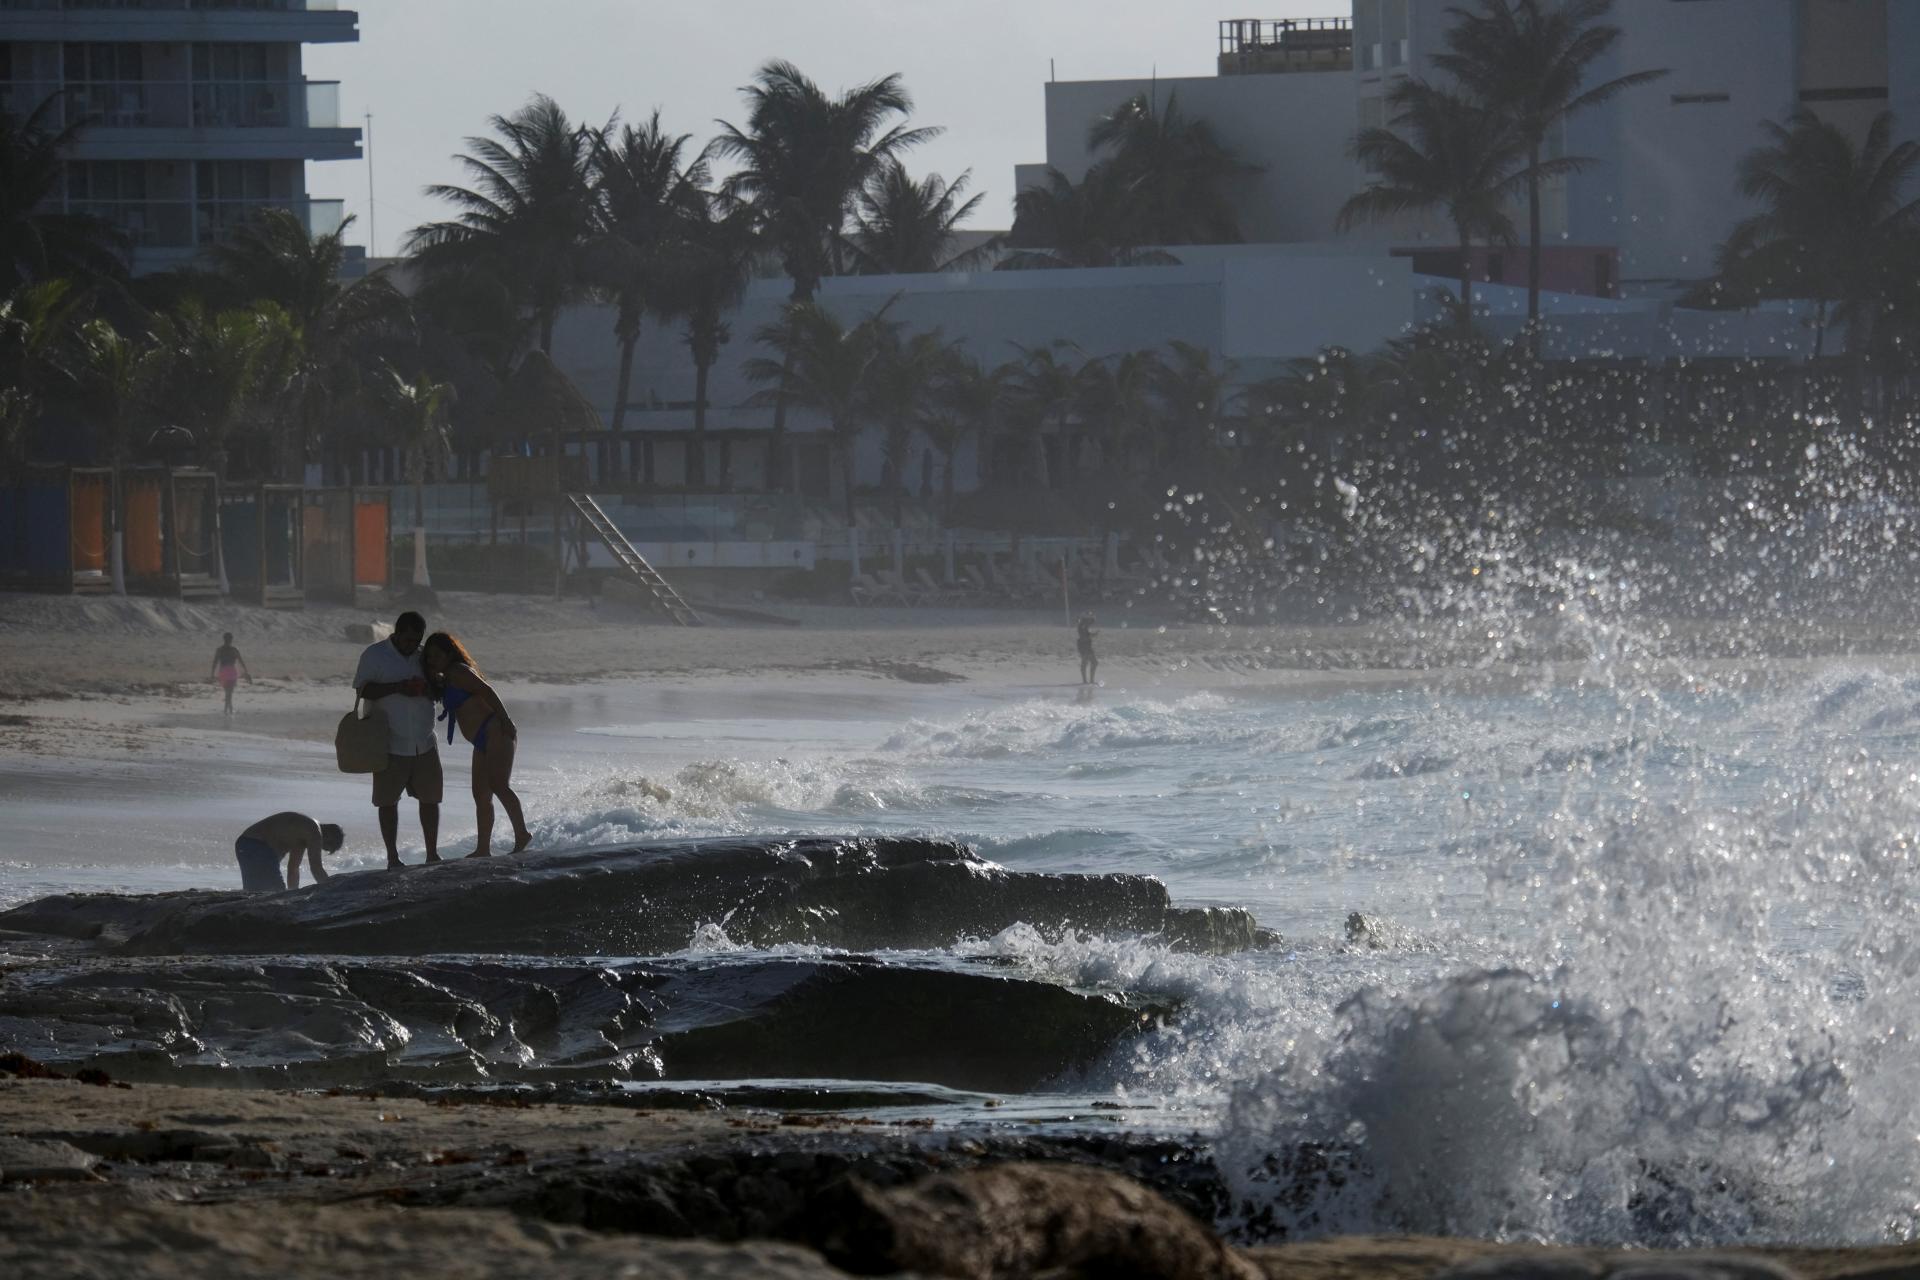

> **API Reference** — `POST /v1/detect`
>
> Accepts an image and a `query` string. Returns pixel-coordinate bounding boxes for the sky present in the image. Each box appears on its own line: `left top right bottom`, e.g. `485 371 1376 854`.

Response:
305 0 1330 258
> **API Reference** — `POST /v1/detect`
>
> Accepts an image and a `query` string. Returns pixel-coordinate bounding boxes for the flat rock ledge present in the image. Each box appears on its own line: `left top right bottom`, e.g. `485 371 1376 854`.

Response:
0 953 1168 1091
0 836 1273 958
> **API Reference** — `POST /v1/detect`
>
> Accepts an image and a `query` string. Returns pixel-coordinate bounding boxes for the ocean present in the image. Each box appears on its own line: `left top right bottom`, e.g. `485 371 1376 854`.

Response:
8 624 1920 1245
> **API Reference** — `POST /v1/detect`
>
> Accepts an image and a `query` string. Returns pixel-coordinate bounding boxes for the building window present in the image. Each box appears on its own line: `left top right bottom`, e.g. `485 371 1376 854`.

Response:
1670 92 1731 104
67 161 147 202
191 43 276 83
62 42 142 83
1799 87 1888 102
197 160 273 201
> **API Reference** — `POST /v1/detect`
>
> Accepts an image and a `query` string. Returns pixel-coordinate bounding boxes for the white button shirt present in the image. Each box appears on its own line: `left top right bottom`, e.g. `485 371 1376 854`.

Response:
352 638 437 757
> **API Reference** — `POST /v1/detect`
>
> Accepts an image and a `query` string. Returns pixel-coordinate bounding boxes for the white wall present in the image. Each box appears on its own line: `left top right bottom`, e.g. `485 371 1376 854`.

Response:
1039 72 1360 244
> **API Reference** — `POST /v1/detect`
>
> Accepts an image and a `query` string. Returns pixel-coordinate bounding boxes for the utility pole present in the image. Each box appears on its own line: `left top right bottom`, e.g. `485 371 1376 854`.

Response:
364 111 377 257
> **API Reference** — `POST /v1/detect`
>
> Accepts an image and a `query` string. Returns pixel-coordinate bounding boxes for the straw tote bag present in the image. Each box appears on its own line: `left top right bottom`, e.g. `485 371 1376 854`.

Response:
334 695 389 773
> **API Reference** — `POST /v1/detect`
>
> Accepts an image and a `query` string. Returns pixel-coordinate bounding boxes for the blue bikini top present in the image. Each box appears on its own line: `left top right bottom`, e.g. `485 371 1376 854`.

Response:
438 670 474 743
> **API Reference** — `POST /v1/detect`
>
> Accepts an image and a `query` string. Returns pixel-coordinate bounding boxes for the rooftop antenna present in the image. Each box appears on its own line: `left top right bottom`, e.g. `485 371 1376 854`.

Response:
1050 57 1055 82
364 111 377 258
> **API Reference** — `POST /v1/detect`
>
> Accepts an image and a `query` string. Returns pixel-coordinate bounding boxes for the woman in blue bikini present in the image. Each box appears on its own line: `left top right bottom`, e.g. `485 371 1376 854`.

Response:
422 631 532 858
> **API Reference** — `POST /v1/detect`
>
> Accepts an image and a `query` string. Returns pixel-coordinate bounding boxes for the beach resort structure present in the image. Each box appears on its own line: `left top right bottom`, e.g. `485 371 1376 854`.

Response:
534 2 1916 502
0 0 362 275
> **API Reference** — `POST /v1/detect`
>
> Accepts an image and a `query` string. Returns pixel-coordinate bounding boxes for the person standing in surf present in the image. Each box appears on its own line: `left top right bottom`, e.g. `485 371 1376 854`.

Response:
1076 613 1099 686
210 632 251 716
353 610 441 868
422 631 532 858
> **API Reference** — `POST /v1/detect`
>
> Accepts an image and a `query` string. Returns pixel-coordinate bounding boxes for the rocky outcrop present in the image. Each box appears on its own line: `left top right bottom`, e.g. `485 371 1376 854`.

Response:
0 953 1165 1091
0 837 1273 958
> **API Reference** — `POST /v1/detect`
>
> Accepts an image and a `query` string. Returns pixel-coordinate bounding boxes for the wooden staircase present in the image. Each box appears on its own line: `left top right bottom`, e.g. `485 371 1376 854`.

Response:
566 493 701 627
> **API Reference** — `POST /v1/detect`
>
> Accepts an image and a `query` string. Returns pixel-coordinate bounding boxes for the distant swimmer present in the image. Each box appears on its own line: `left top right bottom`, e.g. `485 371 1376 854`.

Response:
210 631 251 716
1076 613 1099 686
423 631 532 858
234 811 342 891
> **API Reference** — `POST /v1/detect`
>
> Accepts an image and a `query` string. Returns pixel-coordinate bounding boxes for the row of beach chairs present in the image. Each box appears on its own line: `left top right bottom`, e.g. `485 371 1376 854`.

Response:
849 552 1136 607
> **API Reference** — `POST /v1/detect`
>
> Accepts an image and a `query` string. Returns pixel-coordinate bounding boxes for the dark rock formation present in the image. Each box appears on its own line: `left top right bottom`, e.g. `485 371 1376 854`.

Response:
816 1162 1263 1279
0 953 1166 1091
0 837 1270 959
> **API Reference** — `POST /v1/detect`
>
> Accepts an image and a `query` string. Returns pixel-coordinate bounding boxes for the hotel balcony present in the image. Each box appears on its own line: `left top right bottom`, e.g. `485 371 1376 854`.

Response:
0 79 359 159
70 193 343 250
0 0 356 43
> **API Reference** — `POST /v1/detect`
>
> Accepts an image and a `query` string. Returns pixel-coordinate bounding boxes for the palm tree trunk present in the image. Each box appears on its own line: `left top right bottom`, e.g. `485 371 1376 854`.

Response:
1526 146 1542 335
838 423 857 526
693 357 713 490
769 279 815 494
540 310 556 356
1457 226 1474 337
941 444 957 523
611 325 638 433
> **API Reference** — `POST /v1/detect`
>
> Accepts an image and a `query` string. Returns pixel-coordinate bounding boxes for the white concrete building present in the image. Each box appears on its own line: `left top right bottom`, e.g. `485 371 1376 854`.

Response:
1031 2 1915 293
0 0 362 273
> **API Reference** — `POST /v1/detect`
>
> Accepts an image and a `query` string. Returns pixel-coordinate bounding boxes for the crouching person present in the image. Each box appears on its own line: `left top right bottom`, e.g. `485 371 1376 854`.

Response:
235 812 343 891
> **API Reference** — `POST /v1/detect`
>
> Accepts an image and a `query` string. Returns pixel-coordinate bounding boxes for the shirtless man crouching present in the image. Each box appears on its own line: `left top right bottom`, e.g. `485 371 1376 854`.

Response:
235 812 343 891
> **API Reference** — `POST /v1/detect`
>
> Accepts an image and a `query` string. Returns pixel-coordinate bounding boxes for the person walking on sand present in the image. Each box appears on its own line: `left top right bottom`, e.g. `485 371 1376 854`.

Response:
422 631 532 858
234 812 342 891
210 632 251 717
353 610 441 868
1076 613 1099 686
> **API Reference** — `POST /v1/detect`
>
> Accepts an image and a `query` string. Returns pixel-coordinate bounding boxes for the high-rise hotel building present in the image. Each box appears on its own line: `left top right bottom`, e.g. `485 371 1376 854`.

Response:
0 0 361 274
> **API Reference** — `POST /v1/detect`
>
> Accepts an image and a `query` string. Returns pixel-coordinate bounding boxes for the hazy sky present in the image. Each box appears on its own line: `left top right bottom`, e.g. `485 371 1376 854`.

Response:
305 0 1329 257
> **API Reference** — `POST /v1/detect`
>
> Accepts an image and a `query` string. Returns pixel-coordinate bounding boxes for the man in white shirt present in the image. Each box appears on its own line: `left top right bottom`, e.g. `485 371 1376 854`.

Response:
351 610 441 868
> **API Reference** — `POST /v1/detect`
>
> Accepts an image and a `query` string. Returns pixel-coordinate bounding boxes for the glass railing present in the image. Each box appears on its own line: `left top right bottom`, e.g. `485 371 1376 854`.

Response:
0 79 342 129
64 196 343 248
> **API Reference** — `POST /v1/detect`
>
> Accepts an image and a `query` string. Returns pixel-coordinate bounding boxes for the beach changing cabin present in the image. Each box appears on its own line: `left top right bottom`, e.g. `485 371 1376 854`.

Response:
0 465 113 593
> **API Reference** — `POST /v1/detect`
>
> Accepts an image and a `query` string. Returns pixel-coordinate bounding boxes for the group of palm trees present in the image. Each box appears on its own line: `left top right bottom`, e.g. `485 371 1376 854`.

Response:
5 0 1919 547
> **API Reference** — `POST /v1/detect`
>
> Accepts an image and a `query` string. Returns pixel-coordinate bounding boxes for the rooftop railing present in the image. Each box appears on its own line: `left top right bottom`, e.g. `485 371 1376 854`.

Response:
0 2 338 12
0 78 341 128
1218 17 1354 74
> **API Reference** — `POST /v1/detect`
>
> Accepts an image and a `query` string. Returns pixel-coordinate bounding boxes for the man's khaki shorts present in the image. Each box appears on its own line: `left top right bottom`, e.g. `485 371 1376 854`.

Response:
371 750 443 807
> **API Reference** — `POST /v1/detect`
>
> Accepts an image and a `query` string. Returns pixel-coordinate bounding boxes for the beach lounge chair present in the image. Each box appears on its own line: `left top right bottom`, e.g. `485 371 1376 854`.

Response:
850 572 888 605
875 569 925 605
915 567 969 604
961 564 993 597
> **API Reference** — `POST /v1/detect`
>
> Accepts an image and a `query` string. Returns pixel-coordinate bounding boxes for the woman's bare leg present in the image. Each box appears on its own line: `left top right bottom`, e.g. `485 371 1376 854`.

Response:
466 752 494 858
486 736 532 852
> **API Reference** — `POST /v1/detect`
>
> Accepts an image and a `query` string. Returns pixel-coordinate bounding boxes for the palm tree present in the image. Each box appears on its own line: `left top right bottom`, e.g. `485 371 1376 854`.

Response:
846 162 994 274
866 325 952 523
70 318 165 593
919 349 1002 520
743 300 894 523
1085 90 1254 245
714 60 936 485
589 112 708 432
0 94 128 290
1153 340 1240 468
0 279 81 464
999 341 1083 485
1718 109 1920 358
1433 0 1666 326
654 190 759 488
1338 80 1529 334
1002 166 1181 270
1073 348 1164 477
407 94 598 355
379 362 455 588
199 208 411 477
148 299 283 481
